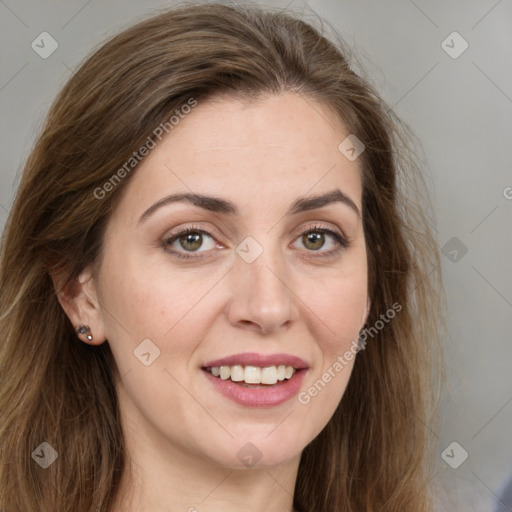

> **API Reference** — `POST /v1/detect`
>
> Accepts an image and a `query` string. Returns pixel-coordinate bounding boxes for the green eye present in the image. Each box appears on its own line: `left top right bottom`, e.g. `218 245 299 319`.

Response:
293 227 349 255
177 232 203 252
163 227 217 259
302 232 325 251
163 224 350 261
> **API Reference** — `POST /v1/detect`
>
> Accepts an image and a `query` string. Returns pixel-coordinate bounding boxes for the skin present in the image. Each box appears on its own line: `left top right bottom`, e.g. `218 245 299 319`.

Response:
58 92 370 512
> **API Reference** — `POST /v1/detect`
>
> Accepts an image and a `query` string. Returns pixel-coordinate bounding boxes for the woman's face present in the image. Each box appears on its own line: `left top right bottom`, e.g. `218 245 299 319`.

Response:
87 92 369 470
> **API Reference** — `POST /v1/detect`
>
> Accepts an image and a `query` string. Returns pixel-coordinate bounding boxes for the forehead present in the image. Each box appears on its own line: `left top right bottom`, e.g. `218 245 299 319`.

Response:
174 92 352 162
113 92 362 222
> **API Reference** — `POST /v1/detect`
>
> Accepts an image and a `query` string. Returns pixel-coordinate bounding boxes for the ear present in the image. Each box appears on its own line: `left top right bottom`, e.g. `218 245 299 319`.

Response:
51 266 107 346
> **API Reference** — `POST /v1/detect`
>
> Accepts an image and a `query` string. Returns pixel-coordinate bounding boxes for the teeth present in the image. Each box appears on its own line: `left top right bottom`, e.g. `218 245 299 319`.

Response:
230 365 244 382
219 366 230 380
244 366 261 384
261 366 278 385
207 364 296 384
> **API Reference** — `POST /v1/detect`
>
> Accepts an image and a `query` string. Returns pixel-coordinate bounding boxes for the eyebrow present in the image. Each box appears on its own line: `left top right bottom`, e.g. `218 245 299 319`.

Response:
138 188 361 224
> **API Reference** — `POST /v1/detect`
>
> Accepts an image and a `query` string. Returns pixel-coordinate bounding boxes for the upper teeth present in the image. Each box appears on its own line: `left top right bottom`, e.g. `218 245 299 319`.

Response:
209 365 296 385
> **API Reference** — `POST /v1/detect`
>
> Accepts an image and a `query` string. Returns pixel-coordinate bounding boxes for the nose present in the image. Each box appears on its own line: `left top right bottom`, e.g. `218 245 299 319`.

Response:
226 242 299 335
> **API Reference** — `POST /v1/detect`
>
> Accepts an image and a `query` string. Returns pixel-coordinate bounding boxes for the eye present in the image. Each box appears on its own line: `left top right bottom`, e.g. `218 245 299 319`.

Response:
162 225 219 259
292 225 350 257
162 223 350 261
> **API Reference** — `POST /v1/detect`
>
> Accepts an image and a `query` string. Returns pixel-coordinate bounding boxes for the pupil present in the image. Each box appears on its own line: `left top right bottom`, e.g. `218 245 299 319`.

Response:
180 232 202 251
304 232 324 250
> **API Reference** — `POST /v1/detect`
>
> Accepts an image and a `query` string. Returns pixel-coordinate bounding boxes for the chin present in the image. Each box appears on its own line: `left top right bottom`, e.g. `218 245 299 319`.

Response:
202 433 305 471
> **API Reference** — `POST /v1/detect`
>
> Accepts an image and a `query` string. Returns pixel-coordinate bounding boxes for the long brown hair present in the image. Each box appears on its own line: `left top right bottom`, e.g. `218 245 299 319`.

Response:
0 3 444 511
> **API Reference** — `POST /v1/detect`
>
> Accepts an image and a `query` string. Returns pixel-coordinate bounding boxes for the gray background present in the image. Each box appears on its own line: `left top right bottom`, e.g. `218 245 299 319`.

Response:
1 0 511 510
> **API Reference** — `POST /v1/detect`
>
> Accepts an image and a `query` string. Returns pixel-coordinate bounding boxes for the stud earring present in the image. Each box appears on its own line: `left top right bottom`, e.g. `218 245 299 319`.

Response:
77 325 93 342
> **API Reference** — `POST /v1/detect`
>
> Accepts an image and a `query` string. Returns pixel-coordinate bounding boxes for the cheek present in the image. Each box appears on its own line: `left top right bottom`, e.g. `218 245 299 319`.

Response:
99 246 169 330
310 267 368 354
298 263 367 416
97 255 225 370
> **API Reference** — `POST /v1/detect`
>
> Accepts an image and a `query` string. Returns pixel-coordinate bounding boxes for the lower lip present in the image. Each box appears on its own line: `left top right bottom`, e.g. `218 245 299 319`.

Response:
202 369 307 407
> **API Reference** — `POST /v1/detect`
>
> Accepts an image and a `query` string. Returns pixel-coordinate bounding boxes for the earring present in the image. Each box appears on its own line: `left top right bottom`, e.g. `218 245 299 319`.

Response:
77 325 93 342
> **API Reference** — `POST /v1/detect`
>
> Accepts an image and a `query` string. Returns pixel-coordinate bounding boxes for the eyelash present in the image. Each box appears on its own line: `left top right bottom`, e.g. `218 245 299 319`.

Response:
162 223 350 261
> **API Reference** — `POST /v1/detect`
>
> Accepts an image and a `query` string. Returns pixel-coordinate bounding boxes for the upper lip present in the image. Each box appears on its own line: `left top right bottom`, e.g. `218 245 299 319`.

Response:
203 352 309 370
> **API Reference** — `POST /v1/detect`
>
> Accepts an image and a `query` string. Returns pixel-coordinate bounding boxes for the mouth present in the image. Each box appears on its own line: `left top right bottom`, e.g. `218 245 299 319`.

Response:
203 364 298 387
201 352 308 406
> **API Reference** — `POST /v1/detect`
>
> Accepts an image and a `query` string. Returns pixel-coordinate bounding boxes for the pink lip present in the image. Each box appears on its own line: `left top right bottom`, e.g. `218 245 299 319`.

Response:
203 352 309 370
202 368 307 408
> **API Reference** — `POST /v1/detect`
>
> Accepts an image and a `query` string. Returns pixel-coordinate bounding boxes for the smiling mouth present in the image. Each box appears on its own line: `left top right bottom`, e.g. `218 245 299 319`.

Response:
204 364 297 387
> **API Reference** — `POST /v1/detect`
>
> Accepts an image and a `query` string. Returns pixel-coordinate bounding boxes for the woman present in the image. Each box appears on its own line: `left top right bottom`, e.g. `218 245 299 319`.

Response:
0 3 444 511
